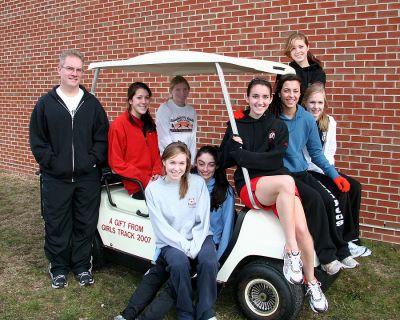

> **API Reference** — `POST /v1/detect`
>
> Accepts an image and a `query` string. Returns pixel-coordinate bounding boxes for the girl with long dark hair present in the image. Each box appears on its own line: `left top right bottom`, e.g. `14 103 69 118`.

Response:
269 74 360 275
108 82 162 198
194 145 235 260
219 77 328 313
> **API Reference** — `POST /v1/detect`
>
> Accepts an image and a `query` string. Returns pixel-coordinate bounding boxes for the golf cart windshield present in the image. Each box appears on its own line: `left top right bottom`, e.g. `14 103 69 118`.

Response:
88 50 295 208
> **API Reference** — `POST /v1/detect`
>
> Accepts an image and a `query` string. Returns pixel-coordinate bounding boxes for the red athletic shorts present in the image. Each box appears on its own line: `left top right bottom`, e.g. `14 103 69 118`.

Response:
239 176 301 218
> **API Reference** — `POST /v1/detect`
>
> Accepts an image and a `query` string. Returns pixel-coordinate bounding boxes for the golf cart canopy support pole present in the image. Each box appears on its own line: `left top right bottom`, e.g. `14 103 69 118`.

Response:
90 68 100 95
215 62 259 210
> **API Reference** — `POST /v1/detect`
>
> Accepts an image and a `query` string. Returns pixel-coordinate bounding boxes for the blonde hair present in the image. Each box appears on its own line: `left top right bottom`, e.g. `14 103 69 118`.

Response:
283 32 323 68
162 141 191 199
301 83 330 133
167 75 190 102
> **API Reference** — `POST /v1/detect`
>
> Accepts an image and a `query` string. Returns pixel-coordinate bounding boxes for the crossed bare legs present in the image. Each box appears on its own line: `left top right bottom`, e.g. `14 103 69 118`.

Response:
254 175 328 313
255 175 315 281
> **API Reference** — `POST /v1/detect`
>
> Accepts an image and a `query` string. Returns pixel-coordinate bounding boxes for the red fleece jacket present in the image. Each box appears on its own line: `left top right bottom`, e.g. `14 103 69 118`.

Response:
108 110 163 195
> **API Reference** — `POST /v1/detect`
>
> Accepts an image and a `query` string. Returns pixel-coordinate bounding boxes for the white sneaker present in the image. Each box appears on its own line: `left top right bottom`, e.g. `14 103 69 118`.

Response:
360 247 372 257
348 241 372 257
321 260 343 275
306 280 328 313
341 256 359 269
283 250 303 284
114 316 126 320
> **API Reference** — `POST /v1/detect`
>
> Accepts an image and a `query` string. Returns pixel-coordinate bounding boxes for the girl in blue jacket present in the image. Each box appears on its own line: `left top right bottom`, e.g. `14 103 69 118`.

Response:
194 145 235 260
269 74 360 276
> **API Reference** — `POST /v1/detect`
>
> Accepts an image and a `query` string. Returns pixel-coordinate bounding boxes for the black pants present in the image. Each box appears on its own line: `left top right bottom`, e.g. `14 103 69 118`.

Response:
122 243 218 320
310 171 362 242
41 174 100 276
121 259 173 320
293 171 350 263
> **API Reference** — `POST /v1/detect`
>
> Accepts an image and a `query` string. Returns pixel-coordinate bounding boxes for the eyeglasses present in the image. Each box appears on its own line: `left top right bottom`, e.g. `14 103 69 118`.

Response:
61 66 83 74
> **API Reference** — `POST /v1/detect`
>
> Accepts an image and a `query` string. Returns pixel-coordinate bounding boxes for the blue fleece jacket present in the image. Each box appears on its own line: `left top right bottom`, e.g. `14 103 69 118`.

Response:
207 178 235 260
279 106 339 180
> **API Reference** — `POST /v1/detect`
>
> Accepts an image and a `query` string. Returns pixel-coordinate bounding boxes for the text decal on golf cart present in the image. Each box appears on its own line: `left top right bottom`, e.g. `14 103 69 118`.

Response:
101 218 151 243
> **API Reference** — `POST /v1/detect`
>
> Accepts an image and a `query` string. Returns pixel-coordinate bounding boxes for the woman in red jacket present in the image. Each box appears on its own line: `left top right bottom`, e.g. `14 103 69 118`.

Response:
108 82 163 199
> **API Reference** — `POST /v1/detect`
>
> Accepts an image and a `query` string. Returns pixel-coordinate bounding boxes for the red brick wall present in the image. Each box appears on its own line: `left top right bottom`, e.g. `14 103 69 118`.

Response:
1 0 399 243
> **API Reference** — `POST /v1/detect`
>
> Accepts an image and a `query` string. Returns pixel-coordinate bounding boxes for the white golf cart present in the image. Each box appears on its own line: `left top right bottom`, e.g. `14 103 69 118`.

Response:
88 50 335 320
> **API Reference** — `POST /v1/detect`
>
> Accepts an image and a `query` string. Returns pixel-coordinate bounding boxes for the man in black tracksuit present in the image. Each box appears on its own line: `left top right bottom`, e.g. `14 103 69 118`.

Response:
29 49 109 289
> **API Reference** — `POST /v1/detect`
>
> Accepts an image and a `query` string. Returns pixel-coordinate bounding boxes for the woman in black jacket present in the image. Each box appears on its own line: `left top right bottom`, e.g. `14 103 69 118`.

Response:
276 31 326 101
219 78 328 313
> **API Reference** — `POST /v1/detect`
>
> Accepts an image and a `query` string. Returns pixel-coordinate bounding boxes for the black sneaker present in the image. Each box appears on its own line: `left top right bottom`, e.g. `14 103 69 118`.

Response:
75 271 94 286
51 274 68 289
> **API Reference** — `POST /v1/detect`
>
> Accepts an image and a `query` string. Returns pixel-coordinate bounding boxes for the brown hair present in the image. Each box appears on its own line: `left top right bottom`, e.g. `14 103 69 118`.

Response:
283 32 323 68
301 83 330 133
269 74 303 118
162 141 191 199
194 145 231 211
127 82 156 132
246 78 272 97
169 75 190 92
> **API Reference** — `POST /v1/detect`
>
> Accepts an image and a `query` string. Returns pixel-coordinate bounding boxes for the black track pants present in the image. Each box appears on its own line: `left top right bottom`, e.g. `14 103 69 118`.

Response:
293 171 350 263
41 174 100 276
309 171 362 242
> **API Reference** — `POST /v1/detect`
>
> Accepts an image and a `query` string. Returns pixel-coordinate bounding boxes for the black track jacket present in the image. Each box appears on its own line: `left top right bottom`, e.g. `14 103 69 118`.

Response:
219 110 290 194
289 60 326 93
29 85 109 181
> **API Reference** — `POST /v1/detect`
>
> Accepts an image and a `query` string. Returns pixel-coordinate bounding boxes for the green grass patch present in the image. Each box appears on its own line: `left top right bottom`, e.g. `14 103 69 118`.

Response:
0 170 399 319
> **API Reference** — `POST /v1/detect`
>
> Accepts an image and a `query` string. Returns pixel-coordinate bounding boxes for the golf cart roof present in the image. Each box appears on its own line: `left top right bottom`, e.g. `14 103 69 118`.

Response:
88 50 295 76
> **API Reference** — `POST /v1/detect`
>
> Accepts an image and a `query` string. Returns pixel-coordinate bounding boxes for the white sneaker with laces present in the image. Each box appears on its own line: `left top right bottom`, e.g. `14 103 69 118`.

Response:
341 256 359 269
321 260 343 275
114 315 126 320
283 250 303 284
306 280 328 313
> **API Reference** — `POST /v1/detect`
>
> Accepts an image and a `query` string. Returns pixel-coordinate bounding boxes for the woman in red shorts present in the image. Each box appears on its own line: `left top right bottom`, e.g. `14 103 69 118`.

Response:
219 78 328 313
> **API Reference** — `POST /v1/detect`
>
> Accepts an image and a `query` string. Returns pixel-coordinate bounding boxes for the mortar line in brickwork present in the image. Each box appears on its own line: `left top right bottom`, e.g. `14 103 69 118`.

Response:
360 222 399 232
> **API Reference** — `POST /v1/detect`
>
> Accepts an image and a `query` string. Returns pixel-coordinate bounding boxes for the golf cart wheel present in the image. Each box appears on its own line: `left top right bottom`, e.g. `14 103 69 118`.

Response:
236 262 304 320
92 231 105 270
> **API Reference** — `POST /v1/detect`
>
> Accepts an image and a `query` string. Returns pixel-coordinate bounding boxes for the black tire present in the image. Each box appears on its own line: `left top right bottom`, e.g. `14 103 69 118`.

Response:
236 261 304 320
92 231 106 270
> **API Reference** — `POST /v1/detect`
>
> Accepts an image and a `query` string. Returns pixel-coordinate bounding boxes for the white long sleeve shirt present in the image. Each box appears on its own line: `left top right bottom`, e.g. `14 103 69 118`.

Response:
156 100 197 162
145 173 211 259
304 115 337 174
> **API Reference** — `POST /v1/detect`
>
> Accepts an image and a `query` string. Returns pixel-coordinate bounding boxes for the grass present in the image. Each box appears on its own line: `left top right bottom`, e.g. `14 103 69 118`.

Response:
0 170 399 320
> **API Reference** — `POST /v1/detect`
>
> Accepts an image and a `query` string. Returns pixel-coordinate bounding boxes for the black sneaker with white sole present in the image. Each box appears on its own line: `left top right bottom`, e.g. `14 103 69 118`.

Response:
75 271 94 286
51 274 68 289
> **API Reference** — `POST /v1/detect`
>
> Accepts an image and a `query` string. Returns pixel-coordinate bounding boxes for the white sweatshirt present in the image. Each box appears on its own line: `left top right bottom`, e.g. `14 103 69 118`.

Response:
145 173 211 259
156 100 197 162
304 115 337 174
